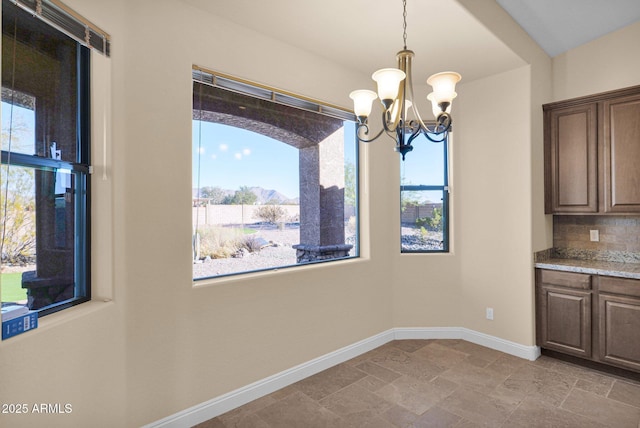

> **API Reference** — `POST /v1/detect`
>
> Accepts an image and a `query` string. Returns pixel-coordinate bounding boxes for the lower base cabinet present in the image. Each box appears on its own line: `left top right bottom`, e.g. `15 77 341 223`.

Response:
537 270 592 358
598 276 640 371
536 269 640 373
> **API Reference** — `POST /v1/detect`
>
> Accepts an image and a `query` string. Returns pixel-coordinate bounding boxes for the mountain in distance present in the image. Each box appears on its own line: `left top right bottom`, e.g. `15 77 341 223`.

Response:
249 187 298 205
193 186 298 205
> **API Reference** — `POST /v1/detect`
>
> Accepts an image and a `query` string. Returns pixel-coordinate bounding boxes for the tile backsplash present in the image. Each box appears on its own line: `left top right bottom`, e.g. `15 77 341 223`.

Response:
553 216 640 262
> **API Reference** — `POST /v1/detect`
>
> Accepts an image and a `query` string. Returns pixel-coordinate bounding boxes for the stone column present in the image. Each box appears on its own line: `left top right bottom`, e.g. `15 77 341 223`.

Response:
294 128 352 263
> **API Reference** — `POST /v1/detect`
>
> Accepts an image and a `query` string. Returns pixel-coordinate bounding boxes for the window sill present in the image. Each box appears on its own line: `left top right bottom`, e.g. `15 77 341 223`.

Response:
193 255 366 288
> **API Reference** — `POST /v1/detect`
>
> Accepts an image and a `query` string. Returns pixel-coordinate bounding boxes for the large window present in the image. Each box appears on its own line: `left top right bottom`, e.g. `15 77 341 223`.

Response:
400 133 449 252
192 68 359 280
1 0 96 317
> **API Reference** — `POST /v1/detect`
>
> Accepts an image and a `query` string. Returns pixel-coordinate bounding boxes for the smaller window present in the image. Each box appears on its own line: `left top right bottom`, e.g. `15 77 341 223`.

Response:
400 134 449 252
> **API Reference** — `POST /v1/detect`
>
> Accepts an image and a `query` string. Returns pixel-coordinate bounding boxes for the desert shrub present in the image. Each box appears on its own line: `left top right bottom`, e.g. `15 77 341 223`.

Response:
209 245 237 259
254 204 287 224
1 165 36 264
239 235 264 253
415 207 442 231
196 226 243 259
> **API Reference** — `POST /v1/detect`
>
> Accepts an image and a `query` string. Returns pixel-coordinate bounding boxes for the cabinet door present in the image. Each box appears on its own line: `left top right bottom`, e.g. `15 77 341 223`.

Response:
545 103 598 213
603 94 640 212
538 286 592 358
598 276 640 371
598 293 640 371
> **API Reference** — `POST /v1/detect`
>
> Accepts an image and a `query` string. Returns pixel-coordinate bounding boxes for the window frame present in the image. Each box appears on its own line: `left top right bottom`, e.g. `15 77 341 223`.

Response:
192 66 360 281
1 1 92 317
400 132 450 254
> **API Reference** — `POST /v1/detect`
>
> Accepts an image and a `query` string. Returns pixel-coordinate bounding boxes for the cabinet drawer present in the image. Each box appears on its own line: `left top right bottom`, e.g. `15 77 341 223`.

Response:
599 276 640 298
540 269 592 290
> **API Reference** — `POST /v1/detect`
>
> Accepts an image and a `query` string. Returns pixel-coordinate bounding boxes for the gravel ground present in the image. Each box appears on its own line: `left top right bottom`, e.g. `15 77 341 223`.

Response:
401 227 444 251
193 224 442 278
193 225 300 279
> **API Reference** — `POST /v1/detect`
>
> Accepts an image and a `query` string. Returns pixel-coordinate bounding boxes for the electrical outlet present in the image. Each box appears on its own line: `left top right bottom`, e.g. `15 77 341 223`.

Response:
590 229 599 242
486 307 494 320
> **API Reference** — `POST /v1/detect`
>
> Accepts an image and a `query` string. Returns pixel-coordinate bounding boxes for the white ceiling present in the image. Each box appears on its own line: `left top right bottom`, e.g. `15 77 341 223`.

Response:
182 0 525 84
497 0 640 57
183 0 640 83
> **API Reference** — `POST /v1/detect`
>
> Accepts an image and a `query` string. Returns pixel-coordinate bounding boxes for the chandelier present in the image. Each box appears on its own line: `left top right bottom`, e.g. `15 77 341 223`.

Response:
349 0 461 160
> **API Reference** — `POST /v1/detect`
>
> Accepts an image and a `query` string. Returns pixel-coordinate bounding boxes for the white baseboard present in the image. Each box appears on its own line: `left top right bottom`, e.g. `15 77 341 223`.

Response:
393 327 540 361
144 328 540 428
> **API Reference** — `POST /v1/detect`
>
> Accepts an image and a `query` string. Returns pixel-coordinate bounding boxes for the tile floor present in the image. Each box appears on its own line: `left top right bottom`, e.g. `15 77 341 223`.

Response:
194 339 640 427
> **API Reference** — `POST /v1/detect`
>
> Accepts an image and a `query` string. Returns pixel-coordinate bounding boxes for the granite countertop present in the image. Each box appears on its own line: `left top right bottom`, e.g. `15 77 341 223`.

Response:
535 258 640 280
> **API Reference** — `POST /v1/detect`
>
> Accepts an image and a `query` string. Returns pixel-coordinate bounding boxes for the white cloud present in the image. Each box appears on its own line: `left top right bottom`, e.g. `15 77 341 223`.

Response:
243 148 251 156
234 153 242 160
197 147 205 154
219 143 228 152
210 154 217 160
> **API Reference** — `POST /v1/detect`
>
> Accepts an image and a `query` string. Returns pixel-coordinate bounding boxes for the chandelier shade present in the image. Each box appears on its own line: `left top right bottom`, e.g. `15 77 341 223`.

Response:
349 0 461 160
349 89 378 119
372 68 406 107
426 71 461 106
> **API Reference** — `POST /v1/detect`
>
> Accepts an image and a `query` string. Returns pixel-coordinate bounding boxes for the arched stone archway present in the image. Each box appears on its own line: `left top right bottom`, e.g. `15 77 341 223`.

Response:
193 82 352 262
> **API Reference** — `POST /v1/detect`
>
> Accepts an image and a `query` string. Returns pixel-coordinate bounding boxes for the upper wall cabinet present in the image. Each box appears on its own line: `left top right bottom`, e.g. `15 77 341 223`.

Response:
603 93 640 213
545 103 598 213
544 85 640 214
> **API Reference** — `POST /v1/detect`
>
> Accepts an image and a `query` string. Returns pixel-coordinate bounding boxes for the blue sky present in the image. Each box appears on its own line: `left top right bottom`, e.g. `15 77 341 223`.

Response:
192 120 358 199
192 118 445 201
400 134 446 187
1 102 35 155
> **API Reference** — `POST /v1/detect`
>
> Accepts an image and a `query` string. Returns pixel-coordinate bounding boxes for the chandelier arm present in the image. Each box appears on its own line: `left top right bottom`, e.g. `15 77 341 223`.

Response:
437 112 453 130
406 122 423 147
404 68 452 139
403 61 425 129
416 110 452 136
382 99 403 133
355 122 386 143
423 130 448 143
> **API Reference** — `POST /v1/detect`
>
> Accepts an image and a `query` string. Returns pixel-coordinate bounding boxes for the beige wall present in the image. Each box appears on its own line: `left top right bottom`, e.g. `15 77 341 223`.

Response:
391 66 542 343
457 66 535 342
552 21 640 101
391 0 552 345
6 0 639 426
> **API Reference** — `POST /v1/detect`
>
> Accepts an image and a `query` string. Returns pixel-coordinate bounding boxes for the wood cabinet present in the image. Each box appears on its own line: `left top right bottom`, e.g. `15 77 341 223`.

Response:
603 93 640 212
545 104 598 213
544 85 640 214
536 270 592 358
536 269 640 373
598 276 640 371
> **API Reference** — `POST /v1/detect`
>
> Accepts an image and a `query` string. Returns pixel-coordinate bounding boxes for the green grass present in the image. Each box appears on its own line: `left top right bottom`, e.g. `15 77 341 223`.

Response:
1 272 28 302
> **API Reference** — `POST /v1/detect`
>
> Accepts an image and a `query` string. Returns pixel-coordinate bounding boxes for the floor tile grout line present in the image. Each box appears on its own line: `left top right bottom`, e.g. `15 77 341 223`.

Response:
560 385 640 428
607 379 640 410
606 378 617 400
557 378 580 409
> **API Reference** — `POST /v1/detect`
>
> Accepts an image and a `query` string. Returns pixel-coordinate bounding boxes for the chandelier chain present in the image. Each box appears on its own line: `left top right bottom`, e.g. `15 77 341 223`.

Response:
402 0 408 49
